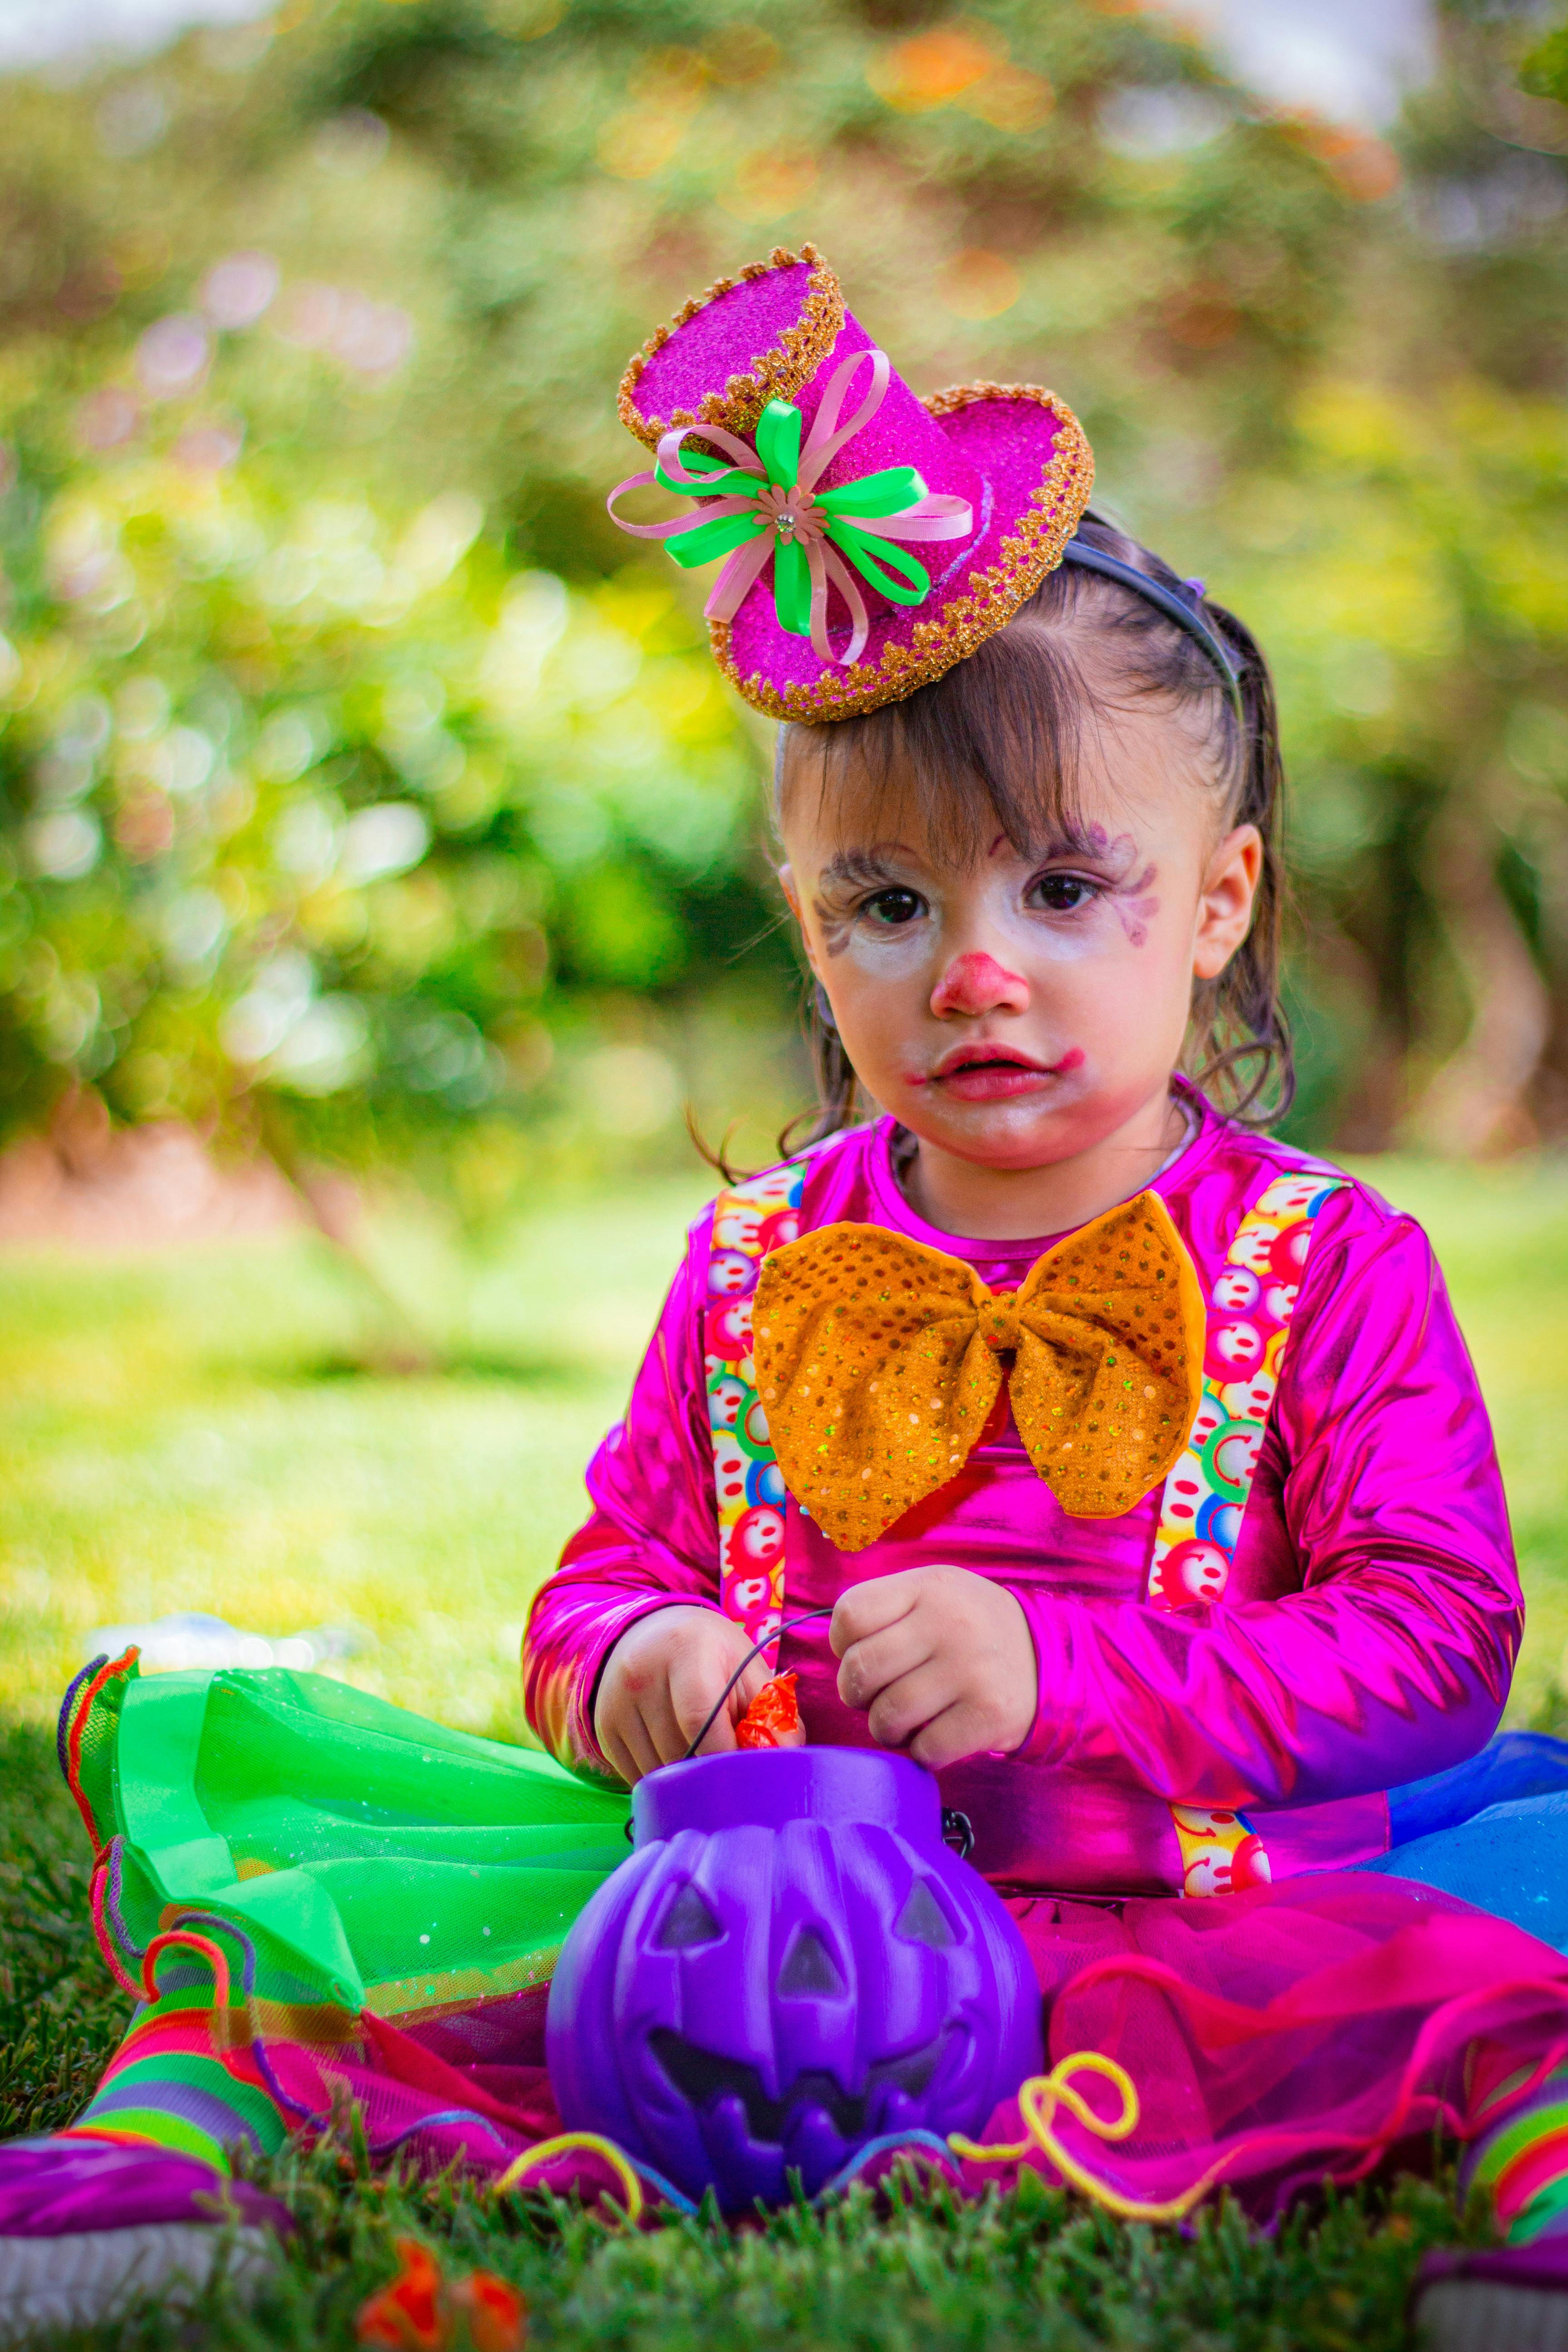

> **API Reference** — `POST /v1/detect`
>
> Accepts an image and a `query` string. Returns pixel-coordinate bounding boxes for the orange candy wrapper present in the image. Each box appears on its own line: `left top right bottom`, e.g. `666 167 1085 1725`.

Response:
356 2238 526 2352
735 1671 802 1749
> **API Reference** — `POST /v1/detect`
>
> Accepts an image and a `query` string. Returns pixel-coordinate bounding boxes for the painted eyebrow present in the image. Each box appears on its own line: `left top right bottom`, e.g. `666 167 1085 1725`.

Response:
816 846 924 890
1020 824 1133 864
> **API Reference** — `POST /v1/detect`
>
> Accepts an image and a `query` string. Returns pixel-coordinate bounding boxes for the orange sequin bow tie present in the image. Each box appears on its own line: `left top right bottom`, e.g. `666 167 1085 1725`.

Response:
751 1191 1205 1553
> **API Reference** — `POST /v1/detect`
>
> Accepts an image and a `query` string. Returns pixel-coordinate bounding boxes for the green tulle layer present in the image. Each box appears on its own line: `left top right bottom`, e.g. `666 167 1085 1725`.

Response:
78 1658 629 2023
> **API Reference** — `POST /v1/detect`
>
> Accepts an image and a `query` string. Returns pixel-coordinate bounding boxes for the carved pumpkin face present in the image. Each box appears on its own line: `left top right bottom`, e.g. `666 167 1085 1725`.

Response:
545 1748 1042 2211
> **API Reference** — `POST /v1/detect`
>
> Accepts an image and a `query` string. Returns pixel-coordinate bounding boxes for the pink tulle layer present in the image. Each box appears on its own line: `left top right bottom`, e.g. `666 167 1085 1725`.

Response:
224 1875 1568 2224
965 1873 1568 2218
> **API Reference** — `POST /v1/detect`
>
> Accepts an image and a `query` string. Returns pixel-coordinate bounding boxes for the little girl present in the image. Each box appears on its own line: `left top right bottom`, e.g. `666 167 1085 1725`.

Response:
531 247 1568 2335
5 247 1568 2349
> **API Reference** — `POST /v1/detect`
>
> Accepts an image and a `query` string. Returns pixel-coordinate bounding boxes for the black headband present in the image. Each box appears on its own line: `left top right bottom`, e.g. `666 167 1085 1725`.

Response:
1060 538 1244 715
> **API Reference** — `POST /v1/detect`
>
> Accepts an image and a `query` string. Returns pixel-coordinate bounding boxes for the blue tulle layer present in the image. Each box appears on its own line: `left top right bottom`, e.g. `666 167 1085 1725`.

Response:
1359 1731 1568 1949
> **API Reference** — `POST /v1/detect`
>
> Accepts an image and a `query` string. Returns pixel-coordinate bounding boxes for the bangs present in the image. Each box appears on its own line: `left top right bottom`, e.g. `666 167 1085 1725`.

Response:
775 616 1094 865
769 508 1289 1146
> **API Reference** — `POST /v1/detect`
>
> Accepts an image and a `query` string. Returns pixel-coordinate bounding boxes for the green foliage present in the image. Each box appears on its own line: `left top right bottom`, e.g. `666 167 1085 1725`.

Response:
0 0 1365 1176
0 439 779 1179
1522 18 1568 109
1219 377 1568 1148
0 0 1565 1165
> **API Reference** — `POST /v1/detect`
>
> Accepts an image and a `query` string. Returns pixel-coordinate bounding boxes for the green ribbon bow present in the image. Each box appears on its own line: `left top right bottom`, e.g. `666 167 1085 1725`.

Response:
656 397 941 638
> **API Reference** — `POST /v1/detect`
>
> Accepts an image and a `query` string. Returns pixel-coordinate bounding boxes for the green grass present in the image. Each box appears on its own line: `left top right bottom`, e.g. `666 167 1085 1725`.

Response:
1360 1156 1568 1730
0 1175 714 1737
3 1152 1566 2346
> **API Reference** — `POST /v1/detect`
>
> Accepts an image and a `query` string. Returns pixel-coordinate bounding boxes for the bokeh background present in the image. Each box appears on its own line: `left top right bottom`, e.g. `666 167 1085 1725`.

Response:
1 0 1567 1744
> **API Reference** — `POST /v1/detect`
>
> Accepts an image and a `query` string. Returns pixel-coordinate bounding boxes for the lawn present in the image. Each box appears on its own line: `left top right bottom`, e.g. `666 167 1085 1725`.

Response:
2 1151 1565 2347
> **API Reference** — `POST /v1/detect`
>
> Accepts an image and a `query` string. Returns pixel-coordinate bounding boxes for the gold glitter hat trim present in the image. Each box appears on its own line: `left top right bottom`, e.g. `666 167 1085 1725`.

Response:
710 386 1094 721
617 245 846 451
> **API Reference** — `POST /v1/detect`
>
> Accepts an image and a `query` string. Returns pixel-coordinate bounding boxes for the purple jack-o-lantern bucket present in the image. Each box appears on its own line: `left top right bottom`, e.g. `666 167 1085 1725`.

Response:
545 1746 1042 2211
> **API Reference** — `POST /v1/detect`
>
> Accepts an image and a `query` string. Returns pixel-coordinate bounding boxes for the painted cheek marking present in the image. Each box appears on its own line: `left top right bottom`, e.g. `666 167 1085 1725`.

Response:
930 950 1029 1017
1056 1047 1086 1072
1079 826 1141 884
811 899 853 958
1110 863 1160 948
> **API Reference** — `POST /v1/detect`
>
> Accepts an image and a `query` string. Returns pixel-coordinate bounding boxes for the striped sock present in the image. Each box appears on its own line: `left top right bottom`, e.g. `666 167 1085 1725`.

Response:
64 1948 290 2178
56 1657 332 2182
1464 2064 1568 2244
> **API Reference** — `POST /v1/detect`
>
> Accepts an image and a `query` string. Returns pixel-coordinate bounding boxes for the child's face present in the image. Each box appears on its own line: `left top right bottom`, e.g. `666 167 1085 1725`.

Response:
778 704 1261 1178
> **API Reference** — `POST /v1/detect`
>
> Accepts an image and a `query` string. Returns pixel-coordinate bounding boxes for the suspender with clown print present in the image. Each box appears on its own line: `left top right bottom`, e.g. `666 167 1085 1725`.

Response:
701 1140 1345 1898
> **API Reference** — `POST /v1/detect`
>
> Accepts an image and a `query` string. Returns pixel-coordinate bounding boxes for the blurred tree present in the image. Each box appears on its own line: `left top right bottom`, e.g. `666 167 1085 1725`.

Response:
1522 10 1568 108
0 0 1563 1186
0 466 770 1177
1219 377 1568 1152
1240 0 1568 1150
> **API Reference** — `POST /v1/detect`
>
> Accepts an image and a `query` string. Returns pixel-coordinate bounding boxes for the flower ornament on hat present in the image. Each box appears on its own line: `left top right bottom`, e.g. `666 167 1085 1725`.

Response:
609 245 1094 720
610 349 975 674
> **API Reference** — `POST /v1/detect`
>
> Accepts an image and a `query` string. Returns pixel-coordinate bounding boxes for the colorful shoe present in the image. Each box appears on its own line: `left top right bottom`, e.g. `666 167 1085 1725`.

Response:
1412 2234 1568 2352
0 2136 289 2343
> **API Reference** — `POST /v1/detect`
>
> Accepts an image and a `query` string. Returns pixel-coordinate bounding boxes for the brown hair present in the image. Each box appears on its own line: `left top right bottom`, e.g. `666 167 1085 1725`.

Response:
774 507 1290 1152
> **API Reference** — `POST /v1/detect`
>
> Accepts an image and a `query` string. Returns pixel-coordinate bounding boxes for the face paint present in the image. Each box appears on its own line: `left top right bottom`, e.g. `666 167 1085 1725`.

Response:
930 950 1030 1019
809 846 926 965
774 711 1245 1235
811 899 853 958
1112 866 1161 948
1058 830 1160 948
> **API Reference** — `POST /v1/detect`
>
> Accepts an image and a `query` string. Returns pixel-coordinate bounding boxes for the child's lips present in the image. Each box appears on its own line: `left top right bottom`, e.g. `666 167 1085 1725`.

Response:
918 1045 1084 1102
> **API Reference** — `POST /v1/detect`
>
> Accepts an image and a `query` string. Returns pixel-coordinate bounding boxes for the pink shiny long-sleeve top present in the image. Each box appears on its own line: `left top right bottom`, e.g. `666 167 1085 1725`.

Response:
522 1098 1521 1897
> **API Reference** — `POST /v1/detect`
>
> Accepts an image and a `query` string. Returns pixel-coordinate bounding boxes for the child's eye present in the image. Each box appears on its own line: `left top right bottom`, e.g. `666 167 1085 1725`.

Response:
862 887 925 927
1029 873 1098 914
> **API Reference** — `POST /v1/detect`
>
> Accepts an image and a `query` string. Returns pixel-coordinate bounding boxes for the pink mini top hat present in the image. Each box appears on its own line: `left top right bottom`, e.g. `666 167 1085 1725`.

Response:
609 244 1094 722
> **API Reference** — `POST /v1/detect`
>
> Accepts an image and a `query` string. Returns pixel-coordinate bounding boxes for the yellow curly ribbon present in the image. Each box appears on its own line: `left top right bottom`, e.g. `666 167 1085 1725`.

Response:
491 2132 644 2226
948 2052 1238 2225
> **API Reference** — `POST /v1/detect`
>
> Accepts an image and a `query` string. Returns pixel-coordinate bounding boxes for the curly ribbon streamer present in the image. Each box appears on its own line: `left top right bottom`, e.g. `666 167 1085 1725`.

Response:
89 1848 143 1999
607 348 974 667
949 2053 1240 2224
142 1927 234 2014
492 2132 645 2225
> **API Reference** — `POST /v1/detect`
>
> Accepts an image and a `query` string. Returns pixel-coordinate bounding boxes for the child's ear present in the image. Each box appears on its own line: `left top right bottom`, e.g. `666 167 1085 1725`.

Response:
1193 824 1263 979
777 863 824 983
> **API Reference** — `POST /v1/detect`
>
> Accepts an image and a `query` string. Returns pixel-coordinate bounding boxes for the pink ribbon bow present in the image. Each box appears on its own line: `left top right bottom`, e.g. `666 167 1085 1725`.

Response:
608 348 975 669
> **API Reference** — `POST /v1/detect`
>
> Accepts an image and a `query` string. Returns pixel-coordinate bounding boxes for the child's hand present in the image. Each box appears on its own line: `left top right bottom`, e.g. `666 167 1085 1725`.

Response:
594 1606 770 1785
830 1567 1037 1769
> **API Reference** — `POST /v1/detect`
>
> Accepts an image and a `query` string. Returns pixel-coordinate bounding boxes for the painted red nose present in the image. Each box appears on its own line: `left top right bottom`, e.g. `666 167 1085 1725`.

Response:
930 951 1029 1018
